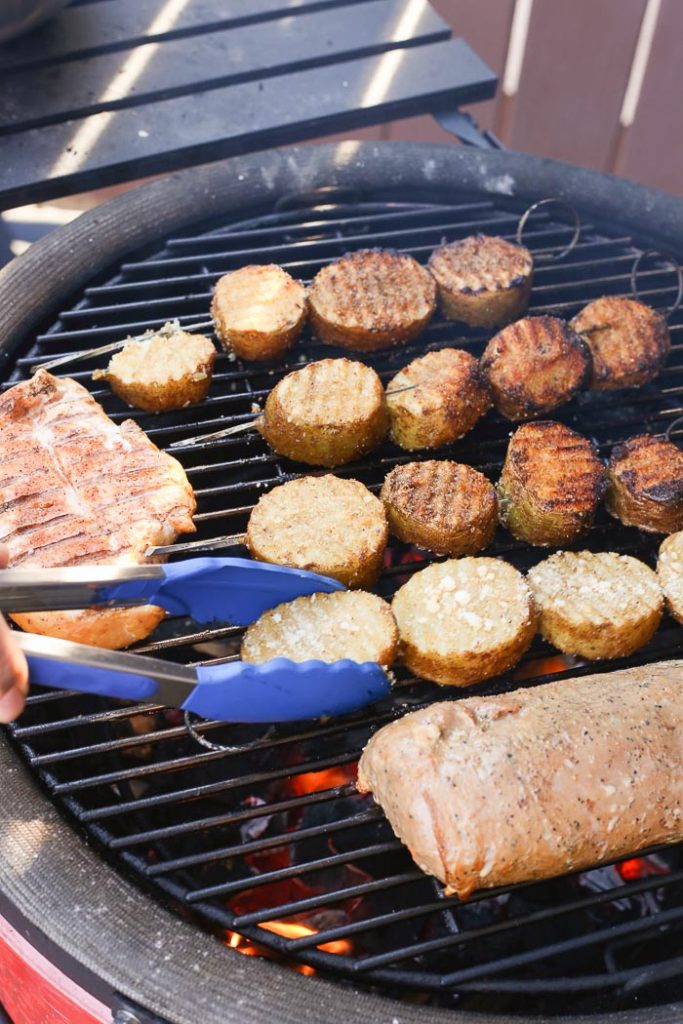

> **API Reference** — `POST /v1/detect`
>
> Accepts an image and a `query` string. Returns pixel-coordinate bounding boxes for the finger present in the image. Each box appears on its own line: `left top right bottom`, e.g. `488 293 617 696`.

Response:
0 544 9 570
0 684 25 724
0 616 28 698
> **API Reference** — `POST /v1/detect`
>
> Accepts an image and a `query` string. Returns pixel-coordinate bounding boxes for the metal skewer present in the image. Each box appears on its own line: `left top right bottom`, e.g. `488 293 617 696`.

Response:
34 319 215 375
168 382 421 450
147 532 247 558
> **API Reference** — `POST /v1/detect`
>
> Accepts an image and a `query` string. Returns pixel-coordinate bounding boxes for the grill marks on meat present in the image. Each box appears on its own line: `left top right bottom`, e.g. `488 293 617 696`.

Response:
0 372 196 647
357 662 683 898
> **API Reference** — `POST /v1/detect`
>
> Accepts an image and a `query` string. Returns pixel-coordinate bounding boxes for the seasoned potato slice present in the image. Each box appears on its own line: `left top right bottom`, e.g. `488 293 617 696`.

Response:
381 460 497 556
392 557 537 686
308 249 436 352
241 590 398 666
498 421 606 546
93 325 215 412
258 358 388 467
657 531 683 623
428 234 533 327
246 475 388 589
211 264 306 360
386 348 491 450
528 551 662 660
480 315 591 421
571 296 670 390
606 434 683 534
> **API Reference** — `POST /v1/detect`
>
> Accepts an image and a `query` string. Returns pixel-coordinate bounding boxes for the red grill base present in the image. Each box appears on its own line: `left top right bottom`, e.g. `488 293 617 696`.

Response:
0 913 107 1024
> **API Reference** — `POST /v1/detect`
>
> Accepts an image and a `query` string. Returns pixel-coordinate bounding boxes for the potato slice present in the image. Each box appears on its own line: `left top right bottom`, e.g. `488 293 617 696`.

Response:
308 249 436 352
606 434 683 534
480 315 591 421
428 234 533 327
258 358 388 467
498 421 606 546
657 531 683 623
392 557 537 686
571 296 669 390
241 590 398 666
528 551 662 660
386 348 491 450
93 325 215 412
211 264 306 360
246 474 388 589
381 460 496 556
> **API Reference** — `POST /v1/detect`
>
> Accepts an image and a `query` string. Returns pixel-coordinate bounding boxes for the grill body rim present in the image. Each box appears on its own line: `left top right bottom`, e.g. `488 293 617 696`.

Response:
0 140 682 1024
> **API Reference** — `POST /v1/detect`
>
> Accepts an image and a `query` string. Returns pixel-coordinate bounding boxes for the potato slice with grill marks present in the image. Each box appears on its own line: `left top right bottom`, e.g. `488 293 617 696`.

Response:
657 531 683 623
386 348 491 451
428 234 533 327
246 474 388 589
528 551 663 660
241 590 398 666
392 557 537 687
480 315 591 421
497 421 606 546
571 296 669 390
211 264 307 361
381 460 497 556
258 358 388 467
606 434 683 534
93 326 215 412
308 248 436 352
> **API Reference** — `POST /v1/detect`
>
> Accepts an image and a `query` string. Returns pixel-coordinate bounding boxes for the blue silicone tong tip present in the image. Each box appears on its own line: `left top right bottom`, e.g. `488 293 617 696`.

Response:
186 659 392 722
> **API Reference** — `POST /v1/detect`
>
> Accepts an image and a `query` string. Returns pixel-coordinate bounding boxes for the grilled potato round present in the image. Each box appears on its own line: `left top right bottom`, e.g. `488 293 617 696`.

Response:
381 460 497 556
308 249 436 352
498 421 606 546
258 358 388 467
392 557 537 686
657 531 683 623
92 326 215 412
211 264 307 360
606 434 683 534
241 590 398 666
480 315 591 421
428 234 533 327
386 348 491 450
527 551 663 660
246 474 388 588
571 296 670 390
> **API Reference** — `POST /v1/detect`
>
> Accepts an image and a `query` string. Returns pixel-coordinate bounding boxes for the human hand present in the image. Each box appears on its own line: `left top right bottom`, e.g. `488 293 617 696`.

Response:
0 545 28 722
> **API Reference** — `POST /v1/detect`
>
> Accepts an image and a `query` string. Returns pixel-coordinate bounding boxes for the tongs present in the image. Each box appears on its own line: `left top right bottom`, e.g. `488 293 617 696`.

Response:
0 558 390 722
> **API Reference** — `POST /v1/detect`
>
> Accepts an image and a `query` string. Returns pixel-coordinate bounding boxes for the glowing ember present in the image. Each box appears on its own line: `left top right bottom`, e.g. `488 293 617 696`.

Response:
290 763 357 796
618 856 670 882
226 919 352 972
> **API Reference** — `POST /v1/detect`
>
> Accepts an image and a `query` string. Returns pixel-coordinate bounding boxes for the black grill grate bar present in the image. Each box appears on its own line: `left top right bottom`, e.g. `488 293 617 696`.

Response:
454 958 683 995
290 865 683 958
146 807 381 876
113 227 591 281
118 212 525 271
77 751 361 817
55 263 670 328
51 712 389 791
164 201 495 248
134 623 243 654
433 904 683 990
77 235 633 301
23 688 79 705
110 782 357 848
233 870 425 927
12 703 164 739
185 840 402 902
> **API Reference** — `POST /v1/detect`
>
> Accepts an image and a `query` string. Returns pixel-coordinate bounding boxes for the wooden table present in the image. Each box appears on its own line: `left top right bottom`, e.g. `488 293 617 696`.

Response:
0 0 496 209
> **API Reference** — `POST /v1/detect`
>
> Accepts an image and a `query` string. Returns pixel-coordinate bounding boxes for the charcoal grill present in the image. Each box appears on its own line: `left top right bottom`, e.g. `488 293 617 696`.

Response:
1 142 683 1024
